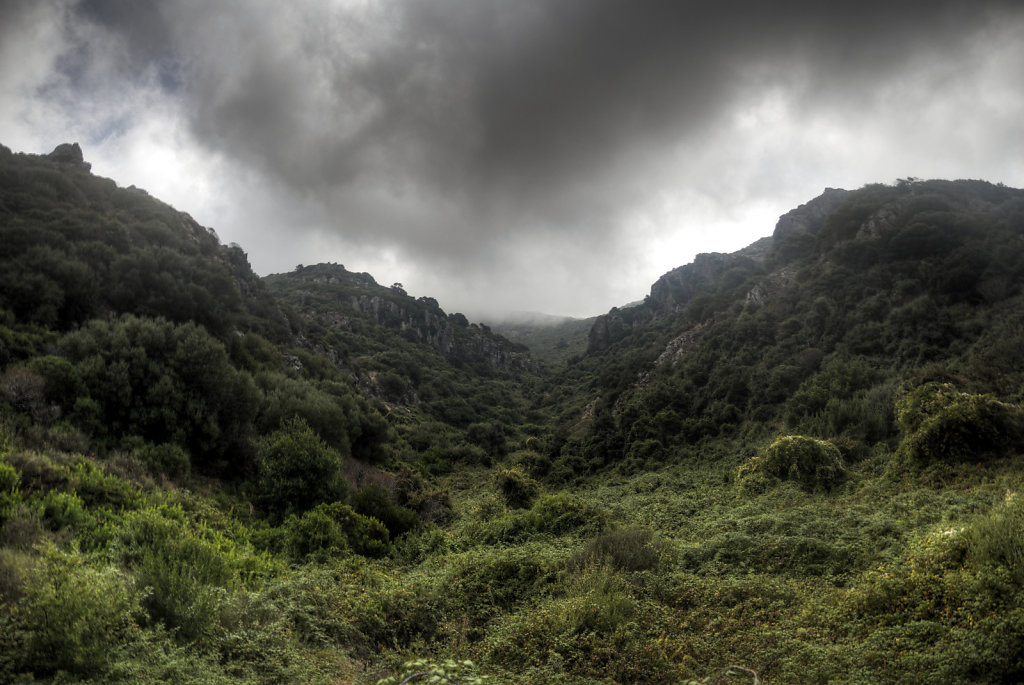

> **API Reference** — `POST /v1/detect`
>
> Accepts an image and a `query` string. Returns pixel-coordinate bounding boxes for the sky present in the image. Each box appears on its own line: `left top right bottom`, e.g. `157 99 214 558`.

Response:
3 1 1024 320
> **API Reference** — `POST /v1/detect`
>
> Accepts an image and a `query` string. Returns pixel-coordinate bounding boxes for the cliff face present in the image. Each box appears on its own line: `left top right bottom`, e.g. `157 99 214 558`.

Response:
588 251 761 352
265 264 537 375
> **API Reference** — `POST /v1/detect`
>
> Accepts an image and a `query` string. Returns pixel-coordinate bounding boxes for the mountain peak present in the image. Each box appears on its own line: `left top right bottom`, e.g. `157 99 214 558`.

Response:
45 142 91 170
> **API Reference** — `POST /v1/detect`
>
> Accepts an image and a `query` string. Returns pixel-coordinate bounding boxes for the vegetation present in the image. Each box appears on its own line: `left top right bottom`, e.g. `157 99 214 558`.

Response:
2 145 1024 682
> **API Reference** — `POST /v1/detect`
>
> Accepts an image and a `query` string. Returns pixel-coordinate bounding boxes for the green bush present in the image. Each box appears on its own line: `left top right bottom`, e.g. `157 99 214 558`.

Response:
13 548 143 678
441 546 562 625
0 460 18 525
68 458 144 509
115 507 276 642
137 441 191 479
39 490 93 532
377 658 489 685
493 466 540 509
256 416 348 518
569 526 660 572
895 383 1024 464
526 492 607 536
284 501 390 560
970 495 1024 584
737 435 846 494
352 482 420 538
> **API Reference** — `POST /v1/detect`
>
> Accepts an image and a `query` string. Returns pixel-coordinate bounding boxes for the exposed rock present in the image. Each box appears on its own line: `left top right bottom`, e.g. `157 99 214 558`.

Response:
857 202 901 239
745 266 796 307
46 142 91 171
588 251 756 352
773 187 850 239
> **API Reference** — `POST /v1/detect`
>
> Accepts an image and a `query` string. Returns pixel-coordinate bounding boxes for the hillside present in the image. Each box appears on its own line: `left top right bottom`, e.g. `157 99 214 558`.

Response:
2 145 1024 684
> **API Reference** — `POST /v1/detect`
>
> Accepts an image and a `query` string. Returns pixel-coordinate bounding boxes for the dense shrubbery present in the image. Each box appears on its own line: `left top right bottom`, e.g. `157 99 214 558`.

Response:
6 152 1024 682
255 416 348 518
737 435 846 494
895 382 1024 465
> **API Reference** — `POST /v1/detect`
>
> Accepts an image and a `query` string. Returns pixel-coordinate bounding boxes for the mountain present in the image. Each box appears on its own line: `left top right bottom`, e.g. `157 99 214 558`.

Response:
557 178 1024 476
264 263 536 377
3 143 1024 684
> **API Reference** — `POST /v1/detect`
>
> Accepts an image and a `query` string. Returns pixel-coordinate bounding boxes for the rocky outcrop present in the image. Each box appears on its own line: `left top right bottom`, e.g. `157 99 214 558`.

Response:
588 252 758 353
773 187 850 239
273 264 537 375
46 143 92 171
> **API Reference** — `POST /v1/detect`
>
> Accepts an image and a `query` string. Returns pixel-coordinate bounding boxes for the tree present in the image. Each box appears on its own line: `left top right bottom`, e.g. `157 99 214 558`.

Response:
256 416 348 518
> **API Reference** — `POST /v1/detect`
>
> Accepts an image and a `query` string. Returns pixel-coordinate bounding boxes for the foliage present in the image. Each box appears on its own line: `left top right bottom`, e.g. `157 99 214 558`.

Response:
568 526 660 572
737 435 846 494
492 466 540 509
377 658 490 685
352 483 421 539
7 150 1024 682
284 501 391 560
895 382 1024 465
255 416 348 518
9 547 144 678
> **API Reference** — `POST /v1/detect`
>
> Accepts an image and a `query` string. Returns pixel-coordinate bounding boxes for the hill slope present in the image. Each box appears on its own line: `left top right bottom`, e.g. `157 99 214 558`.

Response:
2 144 1024 684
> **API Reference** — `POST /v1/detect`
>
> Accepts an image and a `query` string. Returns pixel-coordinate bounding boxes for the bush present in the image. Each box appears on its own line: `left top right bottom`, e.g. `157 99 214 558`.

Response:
39 490 93 532
895 383 1024 464
569 526 660 572
493 466 540 509
137 442 191 479
352 483 420 539
0 460 18 524
68 458 144 510
970 494 1024 584
284 501 390 560
737 435 846 494
13 549 143 678
526 492 607 536
256 416 348 518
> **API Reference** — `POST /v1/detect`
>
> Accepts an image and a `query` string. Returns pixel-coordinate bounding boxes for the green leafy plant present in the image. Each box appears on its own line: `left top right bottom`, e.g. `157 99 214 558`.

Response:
255 416 348 518
377 658 489 685
737 435 845 494
492 466 540 509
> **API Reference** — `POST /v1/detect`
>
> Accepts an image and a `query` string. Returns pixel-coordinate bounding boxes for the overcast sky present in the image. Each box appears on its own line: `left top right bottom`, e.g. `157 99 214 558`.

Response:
3 0 1023 319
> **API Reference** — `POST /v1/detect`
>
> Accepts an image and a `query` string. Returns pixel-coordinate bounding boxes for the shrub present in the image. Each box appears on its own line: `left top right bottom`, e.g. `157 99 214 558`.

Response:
138 442 191 479
526 492 607 536
39 490 93 532
569 526 660 572
68 458 144 510
284 501 390 560
0 460 18 524
352 483 420 538
895 383 1024 464
737 435 845 494
256 416 348 518
970 494 1024 584
14 549 143 678
493 466 540 509
377 658 489 685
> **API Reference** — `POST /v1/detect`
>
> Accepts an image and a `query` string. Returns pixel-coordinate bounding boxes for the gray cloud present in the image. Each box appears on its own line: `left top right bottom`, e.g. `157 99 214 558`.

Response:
4 0 1024 317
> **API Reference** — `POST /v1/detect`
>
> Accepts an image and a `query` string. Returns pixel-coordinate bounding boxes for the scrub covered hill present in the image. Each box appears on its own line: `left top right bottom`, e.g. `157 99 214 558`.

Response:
2 144 1024 684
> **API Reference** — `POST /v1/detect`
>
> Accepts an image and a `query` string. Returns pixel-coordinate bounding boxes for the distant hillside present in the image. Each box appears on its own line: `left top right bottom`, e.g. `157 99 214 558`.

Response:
486 312 597 368
555 178 1024 477
264 263 535 377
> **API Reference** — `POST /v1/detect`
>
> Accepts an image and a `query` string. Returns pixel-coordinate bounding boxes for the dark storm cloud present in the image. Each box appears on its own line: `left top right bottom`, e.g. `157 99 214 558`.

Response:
70 0 1019 210
8 0 1023 315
